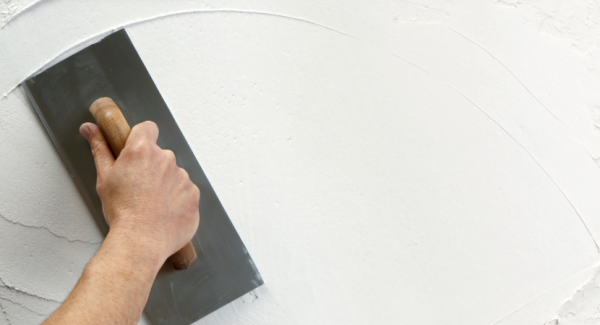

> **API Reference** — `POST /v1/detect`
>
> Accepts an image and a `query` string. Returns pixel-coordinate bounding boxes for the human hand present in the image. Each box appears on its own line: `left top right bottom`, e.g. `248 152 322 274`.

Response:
79 121 200 264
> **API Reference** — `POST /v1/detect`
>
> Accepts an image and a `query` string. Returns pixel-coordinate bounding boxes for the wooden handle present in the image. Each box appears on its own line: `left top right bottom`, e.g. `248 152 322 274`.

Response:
90 97 198 270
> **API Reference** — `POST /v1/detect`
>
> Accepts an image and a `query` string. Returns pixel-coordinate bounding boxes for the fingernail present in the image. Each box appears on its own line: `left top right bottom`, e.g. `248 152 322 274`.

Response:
80 124 91 140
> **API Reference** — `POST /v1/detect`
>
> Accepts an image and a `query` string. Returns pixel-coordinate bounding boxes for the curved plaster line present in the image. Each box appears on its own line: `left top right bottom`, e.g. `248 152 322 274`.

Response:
339 27 600 251
389 51 600 251
9 9 598 251
439 29 600 249
456 86 600 251
447 27 563 126
4 9 358 99
447 26 600 169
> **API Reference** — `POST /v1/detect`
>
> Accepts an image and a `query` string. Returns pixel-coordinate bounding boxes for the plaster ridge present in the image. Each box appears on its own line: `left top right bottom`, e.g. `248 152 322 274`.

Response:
0 296 46 317
393 0 450 23
2 8 359 99
489 262 600 325
0 212 101 245
447 27 564 126
491 263 600 325
0 85 16 100
0 279 60 304
0 298 10 325
383 40 600 251
447 83 600 252
495 0 524 8
0 278 62 304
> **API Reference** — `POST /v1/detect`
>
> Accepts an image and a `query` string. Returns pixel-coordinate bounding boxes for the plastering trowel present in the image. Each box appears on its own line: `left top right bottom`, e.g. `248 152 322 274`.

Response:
21 29 263 325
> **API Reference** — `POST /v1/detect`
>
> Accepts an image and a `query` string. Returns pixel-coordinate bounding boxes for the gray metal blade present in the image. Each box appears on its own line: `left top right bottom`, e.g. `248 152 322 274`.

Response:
21 29 263 325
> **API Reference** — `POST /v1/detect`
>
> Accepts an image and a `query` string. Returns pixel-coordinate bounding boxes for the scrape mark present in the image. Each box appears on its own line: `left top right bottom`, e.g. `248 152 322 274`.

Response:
392 0 450 24
241 290 258 304
384 50 600 252
170 282 180 316
448 27 564 125
544 269 600 324
496 0 525 7
0 278 60 304
0 212 101 245
0 299 10 325
0 0 43 28
0 297 44 317
450 84 600 252
495 0 600 56
4 9 361 99
490 263 600 325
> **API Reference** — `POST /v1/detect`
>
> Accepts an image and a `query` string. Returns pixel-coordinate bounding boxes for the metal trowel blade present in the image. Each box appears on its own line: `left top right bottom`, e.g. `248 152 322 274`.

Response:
21 29 263 325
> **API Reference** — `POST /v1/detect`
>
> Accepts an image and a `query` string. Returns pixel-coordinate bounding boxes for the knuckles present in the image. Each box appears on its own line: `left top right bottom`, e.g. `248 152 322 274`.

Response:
90 140 104 158
163 149 177 166
95 182 104 195
192 185 201 203
178 167 189 180
127 140 152 157
134 120 158 133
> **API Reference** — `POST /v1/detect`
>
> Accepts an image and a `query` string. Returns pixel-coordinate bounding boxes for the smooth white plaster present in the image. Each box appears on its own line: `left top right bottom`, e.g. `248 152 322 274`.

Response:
3 0 600 324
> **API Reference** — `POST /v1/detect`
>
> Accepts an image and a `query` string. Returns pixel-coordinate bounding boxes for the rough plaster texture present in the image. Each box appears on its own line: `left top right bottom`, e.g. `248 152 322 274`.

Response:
0 0 39 27
3 0 600 324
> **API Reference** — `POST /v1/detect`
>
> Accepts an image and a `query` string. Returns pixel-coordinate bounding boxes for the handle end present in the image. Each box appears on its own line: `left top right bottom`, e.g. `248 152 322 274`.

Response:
169 241 198 270
90 97 119 116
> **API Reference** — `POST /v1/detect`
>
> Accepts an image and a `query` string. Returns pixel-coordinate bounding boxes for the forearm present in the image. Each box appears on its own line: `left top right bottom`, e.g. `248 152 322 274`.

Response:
43 121 200 323
43 229 163 325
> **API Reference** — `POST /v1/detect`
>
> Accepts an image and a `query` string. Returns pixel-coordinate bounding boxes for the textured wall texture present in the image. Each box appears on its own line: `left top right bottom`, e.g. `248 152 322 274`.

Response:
3 1 600 324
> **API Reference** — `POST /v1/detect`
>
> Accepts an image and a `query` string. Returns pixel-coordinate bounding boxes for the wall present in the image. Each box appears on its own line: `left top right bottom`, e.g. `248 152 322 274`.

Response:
2 0 600 324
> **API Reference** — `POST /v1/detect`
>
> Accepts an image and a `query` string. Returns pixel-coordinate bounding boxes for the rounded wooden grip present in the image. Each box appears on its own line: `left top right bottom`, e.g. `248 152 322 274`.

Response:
89 97 198 270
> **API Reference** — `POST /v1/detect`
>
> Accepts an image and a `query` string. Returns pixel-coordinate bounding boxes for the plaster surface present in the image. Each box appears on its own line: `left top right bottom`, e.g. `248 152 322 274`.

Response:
3 1 600 324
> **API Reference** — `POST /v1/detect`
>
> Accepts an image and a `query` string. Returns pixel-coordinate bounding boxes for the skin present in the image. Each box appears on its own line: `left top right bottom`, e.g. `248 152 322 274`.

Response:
42 121 200 325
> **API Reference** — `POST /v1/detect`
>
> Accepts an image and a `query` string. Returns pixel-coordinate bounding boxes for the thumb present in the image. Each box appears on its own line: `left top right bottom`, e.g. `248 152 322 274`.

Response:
80 123 115 179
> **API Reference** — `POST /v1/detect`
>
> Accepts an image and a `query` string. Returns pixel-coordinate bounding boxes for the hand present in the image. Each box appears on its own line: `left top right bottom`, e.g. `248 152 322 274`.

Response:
79 121 200 264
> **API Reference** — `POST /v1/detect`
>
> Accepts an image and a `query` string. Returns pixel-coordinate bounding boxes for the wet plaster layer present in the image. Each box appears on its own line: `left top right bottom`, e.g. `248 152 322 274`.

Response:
3 1 600 324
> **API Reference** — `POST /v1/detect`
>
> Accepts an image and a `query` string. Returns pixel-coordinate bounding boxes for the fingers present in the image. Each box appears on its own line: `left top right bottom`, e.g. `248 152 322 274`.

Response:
128 121 159 145
80 122 116 180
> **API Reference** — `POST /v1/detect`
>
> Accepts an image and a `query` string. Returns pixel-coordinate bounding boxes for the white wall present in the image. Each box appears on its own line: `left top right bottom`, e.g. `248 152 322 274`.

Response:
2 1 600 324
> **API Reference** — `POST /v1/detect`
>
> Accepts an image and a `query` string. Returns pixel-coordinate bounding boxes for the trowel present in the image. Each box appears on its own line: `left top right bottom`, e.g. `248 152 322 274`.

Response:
21 29 263 325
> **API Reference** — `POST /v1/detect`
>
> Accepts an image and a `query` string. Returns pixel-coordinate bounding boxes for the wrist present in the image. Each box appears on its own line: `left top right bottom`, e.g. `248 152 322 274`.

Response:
96 227 166 278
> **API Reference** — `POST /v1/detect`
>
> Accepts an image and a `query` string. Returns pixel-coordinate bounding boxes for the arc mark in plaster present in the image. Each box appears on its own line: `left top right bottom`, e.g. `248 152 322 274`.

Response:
447 26 600 170
0 278 60 304
450 83 600 252
170 282 181 316
0 213 101 245
447 27 564 125
370 37 600 251
3 9 359 99
444 27 600 250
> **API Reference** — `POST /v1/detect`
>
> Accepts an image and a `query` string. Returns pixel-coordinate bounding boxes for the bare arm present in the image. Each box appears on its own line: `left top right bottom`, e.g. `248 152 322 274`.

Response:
43 121 200 325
